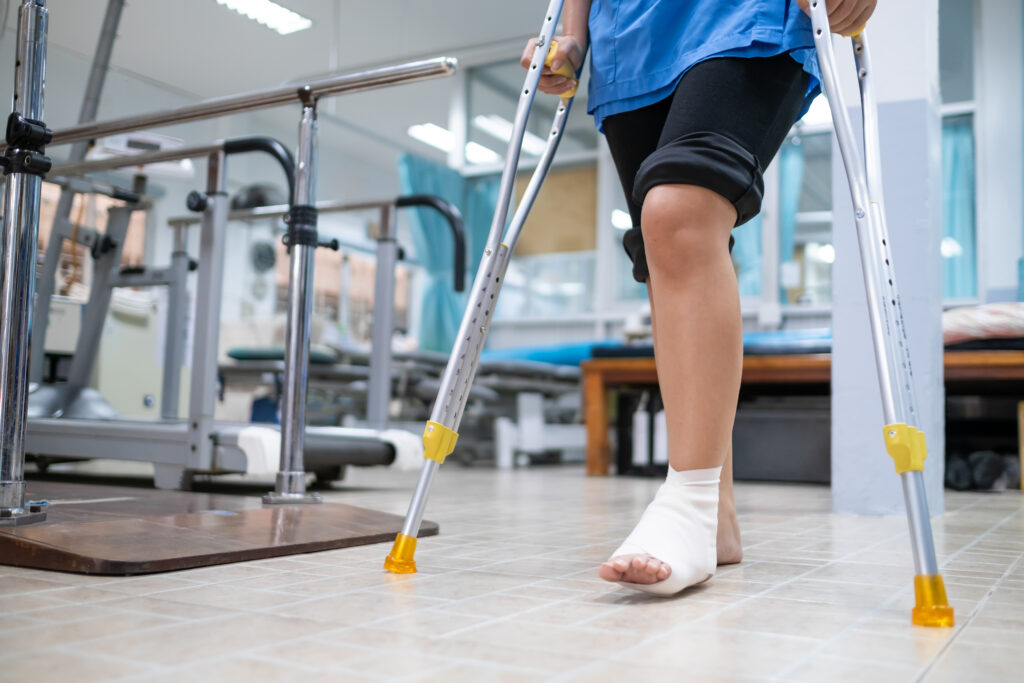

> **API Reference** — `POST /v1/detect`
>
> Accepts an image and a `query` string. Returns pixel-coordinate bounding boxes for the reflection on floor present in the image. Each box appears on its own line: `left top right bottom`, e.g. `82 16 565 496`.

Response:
1 464 1021 682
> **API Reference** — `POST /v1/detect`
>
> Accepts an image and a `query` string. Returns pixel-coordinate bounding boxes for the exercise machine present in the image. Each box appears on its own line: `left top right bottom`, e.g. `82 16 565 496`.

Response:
0 0 457 517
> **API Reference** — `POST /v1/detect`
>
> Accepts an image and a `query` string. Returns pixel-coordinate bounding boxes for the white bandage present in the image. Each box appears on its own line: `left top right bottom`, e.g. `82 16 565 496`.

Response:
609 465 721 596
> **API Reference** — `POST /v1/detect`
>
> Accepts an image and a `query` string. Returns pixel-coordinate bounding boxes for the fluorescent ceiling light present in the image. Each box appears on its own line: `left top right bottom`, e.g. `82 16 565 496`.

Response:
215 0 312 35
473 114 547 156
407 123 501 165
465 142 501 164
611 209 632 230
407 123 454 152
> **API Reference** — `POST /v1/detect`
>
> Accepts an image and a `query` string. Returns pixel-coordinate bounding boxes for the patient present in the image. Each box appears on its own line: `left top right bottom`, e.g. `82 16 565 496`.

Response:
523 0 876 595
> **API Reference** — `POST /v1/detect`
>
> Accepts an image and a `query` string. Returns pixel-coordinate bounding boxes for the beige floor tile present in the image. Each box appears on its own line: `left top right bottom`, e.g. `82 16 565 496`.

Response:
150 583 303 612
924 640 1021 682
0 592 67 614
69 613 332 666
703 597 872 640
784 654 920 683
565 660 766 682
253 637 370 668
344 650 456 678
265 590 447 624
618 626 816 679
450 619 650 659
578 597 724 634
819 625 951 669
134 656 337 683
0 649 149 682
441 592 550 618
411 662 546 682
97 594 240 621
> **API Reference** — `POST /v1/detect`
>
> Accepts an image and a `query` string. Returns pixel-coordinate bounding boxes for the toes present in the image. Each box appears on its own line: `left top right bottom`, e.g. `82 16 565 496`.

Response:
656 563 671 581
598 563 624 583
644 557 661 575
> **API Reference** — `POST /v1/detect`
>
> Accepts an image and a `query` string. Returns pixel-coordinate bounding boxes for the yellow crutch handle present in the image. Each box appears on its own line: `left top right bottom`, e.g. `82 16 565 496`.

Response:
545 40 579 100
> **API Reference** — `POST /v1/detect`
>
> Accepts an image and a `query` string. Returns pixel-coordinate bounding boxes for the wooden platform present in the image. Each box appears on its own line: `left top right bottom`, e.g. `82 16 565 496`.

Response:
0 480 437 575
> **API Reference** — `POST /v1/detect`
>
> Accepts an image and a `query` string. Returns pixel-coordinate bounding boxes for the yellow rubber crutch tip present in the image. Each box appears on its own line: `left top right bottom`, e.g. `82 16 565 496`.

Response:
383 533 418 574
911 574 955 627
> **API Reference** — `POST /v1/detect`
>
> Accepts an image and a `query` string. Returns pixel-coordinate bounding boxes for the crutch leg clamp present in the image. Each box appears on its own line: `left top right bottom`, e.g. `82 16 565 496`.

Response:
423 421 458 464
883 423 927 474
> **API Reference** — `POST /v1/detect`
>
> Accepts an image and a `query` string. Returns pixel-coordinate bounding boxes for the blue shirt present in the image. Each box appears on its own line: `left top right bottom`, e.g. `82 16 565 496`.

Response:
587 0 821 129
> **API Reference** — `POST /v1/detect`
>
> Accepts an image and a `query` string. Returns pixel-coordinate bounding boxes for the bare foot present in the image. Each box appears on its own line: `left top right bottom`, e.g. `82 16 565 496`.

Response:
599 554 671 585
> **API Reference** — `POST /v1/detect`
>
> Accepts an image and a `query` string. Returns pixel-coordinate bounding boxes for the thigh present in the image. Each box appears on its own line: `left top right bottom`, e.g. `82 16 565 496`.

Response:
659 54 809 174
601 96 672 226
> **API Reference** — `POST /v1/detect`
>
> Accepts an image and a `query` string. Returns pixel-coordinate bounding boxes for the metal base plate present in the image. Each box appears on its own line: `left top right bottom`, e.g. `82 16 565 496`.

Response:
0 510 48 527
262 491 323 505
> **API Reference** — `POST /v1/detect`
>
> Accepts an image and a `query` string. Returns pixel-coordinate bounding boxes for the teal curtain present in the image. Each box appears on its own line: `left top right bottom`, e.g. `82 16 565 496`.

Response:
733 214 762 297
941 116 977 299
778 140 804 303
398 154 499 351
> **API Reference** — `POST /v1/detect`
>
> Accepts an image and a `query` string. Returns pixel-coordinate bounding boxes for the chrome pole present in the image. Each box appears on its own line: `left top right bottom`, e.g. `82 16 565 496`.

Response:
264 104 322 505
367 204 397 430
29 0 124 383
0 0 49 525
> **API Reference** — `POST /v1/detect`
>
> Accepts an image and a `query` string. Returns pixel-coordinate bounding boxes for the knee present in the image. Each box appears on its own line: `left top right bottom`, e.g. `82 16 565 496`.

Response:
640 185 736 271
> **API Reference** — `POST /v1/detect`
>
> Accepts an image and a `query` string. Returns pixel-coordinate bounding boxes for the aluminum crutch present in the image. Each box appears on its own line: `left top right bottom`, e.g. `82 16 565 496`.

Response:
810 1 954 627
385 0 579 573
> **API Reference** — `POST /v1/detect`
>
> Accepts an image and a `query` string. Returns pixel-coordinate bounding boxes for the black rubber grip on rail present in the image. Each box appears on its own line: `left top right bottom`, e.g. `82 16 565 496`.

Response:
395 194 466 292
223 137 296 202
110 187 142 203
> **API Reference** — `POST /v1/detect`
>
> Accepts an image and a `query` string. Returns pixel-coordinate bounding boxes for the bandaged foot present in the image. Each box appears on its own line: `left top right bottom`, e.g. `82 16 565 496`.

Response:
600 466 721 595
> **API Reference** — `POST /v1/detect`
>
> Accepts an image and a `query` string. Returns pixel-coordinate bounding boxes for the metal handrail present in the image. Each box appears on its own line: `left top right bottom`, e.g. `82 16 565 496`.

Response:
0 57 457 152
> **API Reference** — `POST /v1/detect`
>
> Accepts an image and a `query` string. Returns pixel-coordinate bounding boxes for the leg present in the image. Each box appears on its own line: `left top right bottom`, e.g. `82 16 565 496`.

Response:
599 185 742 592
645 272 744 564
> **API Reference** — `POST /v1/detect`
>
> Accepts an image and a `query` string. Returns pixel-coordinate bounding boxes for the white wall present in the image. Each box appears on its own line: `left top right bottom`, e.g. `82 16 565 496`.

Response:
976 0 1023 302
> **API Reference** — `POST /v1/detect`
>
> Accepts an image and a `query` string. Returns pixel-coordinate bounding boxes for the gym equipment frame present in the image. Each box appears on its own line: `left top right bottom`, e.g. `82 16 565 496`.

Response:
0 0 457 520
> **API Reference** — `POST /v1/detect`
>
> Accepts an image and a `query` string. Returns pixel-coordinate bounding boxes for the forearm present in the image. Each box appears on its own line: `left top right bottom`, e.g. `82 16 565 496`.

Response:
561 0 591 46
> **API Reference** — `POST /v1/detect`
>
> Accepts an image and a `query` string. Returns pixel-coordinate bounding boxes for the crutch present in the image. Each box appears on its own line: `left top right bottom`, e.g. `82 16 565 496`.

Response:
385 0 579 574
810 2 954 627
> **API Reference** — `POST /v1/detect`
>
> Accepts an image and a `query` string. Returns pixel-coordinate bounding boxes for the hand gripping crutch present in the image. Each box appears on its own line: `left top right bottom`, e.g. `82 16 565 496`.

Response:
385 0 579 574
810 2 953 627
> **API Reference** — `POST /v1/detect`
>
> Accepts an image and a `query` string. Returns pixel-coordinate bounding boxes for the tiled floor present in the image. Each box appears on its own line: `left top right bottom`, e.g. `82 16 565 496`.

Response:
2 465 1022 682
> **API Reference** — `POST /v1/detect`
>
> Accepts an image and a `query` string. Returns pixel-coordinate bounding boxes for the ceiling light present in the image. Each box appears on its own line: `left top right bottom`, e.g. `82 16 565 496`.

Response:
215 0 312 35
472 114 547 156
407 123 502 164
407 123 454 152
611 209 632 230
465 142 501 164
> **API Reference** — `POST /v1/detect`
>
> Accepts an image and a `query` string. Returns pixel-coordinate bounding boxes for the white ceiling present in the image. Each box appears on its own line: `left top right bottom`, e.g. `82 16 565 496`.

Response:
8 0 594 172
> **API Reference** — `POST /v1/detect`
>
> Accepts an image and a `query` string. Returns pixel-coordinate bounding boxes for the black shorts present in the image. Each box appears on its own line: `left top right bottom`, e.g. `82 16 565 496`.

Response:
602 54 811 283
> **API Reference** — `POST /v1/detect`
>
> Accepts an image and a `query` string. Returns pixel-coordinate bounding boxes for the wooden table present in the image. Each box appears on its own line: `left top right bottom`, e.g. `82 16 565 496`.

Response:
581 350 1024 476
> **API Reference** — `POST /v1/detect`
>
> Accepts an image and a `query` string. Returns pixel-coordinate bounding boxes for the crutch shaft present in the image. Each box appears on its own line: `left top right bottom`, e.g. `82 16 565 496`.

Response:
386 0 572 574
809 0 952 627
